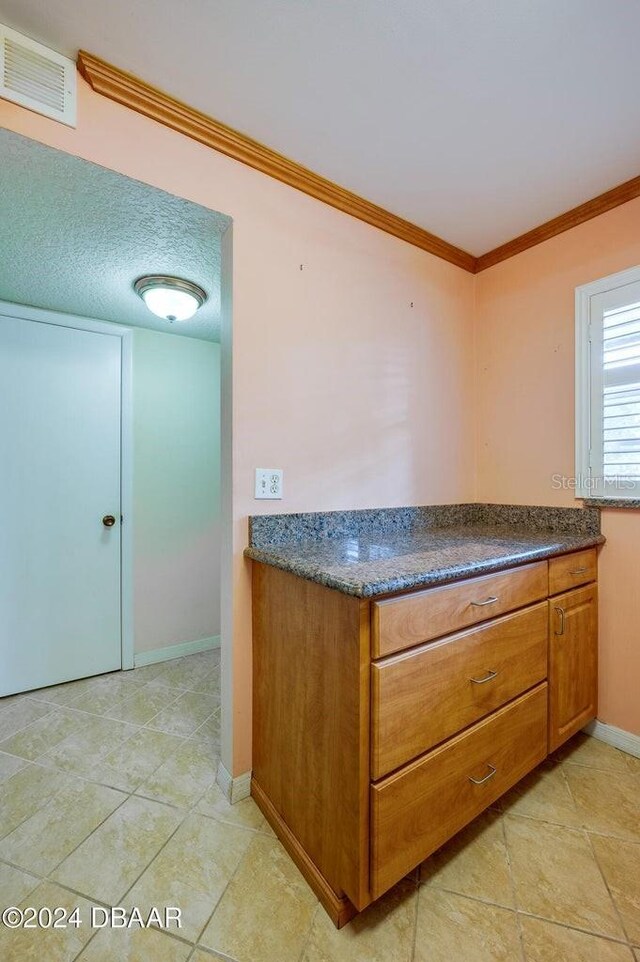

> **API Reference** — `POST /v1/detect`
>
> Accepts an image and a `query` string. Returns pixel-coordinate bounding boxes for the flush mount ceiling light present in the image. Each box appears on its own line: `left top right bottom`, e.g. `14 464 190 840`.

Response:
134 275 207 322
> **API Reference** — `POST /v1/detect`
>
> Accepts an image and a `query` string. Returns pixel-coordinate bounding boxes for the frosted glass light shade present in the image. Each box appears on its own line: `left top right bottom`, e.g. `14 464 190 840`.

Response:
134 275 207 322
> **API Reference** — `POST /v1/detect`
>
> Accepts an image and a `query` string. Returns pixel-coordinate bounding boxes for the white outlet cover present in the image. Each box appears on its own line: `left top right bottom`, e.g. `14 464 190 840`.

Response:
255 468 283 499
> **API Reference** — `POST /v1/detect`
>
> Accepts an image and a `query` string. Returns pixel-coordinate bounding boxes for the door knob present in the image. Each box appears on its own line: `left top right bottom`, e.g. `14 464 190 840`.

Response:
102 515 116 528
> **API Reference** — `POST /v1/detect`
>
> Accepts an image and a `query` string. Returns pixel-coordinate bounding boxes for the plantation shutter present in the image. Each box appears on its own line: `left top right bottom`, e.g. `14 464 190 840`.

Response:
602 303 640 480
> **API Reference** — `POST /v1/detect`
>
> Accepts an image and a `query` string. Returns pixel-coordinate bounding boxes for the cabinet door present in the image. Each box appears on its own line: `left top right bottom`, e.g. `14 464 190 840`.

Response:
548 584 598 752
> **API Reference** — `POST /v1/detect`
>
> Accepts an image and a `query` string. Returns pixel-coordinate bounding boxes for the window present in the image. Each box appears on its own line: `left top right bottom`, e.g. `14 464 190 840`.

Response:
576 266 640 499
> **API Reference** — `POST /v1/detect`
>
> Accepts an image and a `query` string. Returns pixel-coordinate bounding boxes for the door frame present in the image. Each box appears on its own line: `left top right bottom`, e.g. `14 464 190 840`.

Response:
0 299 135 670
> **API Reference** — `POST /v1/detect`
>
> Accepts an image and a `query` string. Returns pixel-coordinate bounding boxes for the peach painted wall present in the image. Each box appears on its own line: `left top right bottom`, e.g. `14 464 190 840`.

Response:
0 78 476 773
475 197 640 735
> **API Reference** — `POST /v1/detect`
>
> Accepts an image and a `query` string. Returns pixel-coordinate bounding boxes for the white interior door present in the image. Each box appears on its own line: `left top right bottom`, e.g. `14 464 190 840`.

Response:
0 313 122 696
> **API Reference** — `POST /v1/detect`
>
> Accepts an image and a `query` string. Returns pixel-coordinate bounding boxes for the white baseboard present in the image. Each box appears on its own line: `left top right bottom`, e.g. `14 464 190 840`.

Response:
216 761 252 804
584 719 640 759
133 635 220 668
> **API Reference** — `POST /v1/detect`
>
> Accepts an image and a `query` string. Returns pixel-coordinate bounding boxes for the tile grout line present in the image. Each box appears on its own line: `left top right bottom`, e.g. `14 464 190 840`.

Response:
418 878 636 949
25 693 219 784
561 752 630 942
1 709 125 766
28 753 185 798
0 651 221 710
296 902 320 962
87 697 219 794
0 763 115 843
114 804 196 911
561 764 635 948
192 826 267 953
25 666 220 715
0 853 51 888
34 784 134 881
2 775 190 897
562 758 640 777
424 883 519 913
410 872 421 962
499 814 528 962
99 682 189 727
31 682 196 728
506 784 635 949
40 714 220 808
106 780 260 944
584 831 634 947
43 795 193 954
0 703 59 746
142 707 221 738
514 908 635 948
0 853 142 962
9 675 220 725
130 737 220 811
131 686 218 733
1 657 222 888
33 715 144 773
499 805 640 844
68 903 202 961
188 943 241 962
12 655 245 960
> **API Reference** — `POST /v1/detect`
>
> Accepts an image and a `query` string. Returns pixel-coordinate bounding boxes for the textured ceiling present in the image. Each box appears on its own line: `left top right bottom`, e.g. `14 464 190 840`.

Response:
2 1 640 254
0 130 228 340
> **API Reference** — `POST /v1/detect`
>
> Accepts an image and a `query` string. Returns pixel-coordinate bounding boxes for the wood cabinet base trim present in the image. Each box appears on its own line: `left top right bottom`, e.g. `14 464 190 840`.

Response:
251 778 359 928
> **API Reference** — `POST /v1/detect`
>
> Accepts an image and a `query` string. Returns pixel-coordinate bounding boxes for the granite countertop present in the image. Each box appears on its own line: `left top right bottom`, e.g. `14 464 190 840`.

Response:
244 504 604 598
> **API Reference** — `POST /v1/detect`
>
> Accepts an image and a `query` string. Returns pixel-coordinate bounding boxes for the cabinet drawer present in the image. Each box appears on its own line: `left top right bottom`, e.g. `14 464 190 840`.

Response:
371 561 548 658
548 548 597 596
371 603 548 779
370 683 547 898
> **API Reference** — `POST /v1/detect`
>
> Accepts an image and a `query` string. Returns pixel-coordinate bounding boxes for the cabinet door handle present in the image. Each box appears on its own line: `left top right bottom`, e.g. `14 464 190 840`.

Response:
470 669 499 685
468 763 497 785
554 606 565 635
470 596 498 608
570 566 588 575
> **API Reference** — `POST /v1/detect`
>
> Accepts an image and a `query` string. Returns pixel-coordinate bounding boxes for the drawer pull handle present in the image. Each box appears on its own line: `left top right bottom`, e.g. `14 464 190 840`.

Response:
468 764 497 785
470 669 499 685
554 606 565 635
469 596 499 608
570 566 588 575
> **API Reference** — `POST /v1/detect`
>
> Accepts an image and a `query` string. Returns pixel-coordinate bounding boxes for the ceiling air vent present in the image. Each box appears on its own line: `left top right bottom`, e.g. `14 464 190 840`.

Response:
0 24 76 126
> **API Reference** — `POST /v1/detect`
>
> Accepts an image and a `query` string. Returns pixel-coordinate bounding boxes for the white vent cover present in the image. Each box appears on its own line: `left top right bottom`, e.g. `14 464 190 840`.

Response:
0 24 76 127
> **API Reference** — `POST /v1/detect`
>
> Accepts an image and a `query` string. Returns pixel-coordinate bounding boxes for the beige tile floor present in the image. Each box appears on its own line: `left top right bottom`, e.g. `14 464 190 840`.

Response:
1 655 640 961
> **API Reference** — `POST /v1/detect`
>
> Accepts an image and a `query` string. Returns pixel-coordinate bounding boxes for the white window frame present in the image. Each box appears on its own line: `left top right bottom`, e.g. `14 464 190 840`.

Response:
576 264 640 500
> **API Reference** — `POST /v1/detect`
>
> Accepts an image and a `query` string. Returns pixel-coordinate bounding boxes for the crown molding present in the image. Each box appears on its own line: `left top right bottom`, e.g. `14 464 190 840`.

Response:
77 51 476 273
475 174 640 272
77 51 640 276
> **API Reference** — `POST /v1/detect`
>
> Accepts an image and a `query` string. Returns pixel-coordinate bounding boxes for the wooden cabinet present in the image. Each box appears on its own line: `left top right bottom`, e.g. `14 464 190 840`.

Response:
549 548 597 596
371 684 547 897
251 547 598 928
548 583 598 752
371 561 548 657
371 603 548 778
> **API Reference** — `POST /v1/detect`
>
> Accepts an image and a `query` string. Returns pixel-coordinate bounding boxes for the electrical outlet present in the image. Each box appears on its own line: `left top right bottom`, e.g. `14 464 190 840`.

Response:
255 468 283 500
